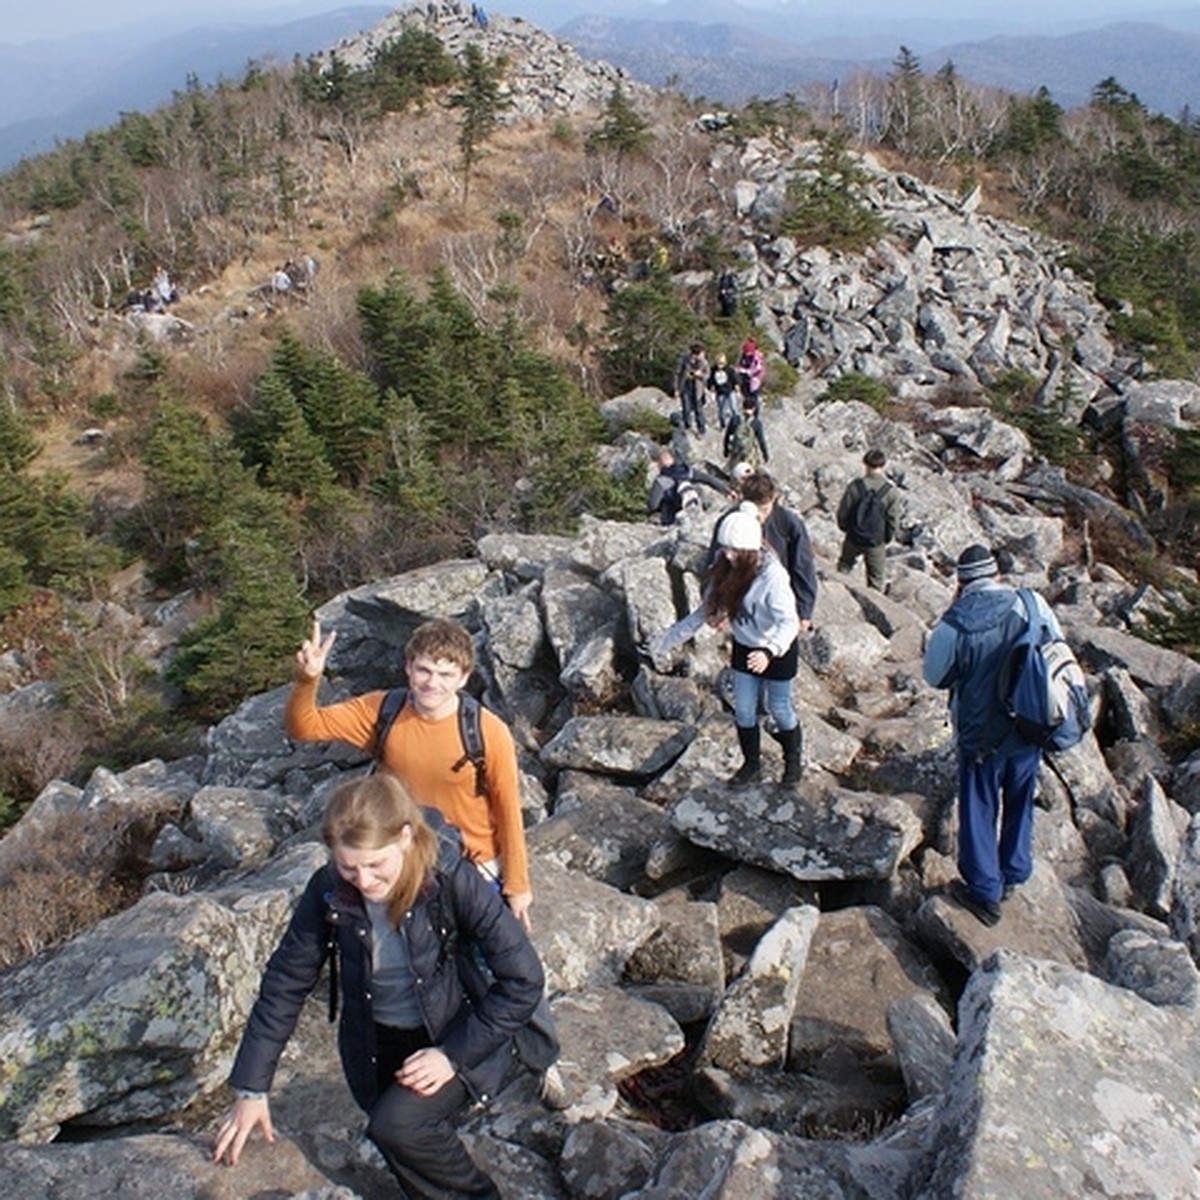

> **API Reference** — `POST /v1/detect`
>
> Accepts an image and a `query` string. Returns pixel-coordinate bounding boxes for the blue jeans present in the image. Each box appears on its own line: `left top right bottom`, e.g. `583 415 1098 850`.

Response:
715 390 736 428
956 745 1041 904
732 669 797 732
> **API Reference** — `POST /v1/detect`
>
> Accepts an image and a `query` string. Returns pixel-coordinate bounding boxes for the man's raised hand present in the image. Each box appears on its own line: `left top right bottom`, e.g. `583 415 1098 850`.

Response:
295 618 336 679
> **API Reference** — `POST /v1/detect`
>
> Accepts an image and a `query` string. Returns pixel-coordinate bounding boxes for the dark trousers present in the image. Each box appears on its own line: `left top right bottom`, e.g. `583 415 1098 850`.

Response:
837 536 887 591
956 746 1041 905
367 1023 499 1200
680 382 707 433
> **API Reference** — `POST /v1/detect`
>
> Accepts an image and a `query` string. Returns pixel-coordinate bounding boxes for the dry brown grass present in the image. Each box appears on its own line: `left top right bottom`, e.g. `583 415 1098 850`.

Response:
0 809 143 969
0 708 89 809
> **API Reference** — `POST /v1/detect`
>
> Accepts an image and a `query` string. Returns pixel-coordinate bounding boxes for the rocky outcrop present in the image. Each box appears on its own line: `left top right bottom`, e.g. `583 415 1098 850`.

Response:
318 5 648 120
4 414 1200 1194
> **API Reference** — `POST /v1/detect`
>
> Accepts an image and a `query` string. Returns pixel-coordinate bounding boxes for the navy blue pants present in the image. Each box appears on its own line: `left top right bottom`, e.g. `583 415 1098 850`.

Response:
956 746 1041 904
367 1023 499 1199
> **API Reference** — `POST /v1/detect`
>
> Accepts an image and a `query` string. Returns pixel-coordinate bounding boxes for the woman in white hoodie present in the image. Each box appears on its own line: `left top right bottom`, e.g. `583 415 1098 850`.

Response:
656 503 802 785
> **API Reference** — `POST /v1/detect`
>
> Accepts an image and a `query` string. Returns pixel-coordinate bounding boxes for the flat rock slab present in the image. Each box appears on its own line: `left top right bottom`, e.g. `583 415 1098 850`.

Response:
668 781 923 882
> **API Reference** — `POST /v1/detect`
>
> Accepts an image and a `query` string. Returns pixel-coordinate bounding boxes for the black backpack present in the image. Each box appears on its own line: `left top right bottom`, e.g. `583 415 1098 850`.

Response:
372 687 487 796
431 870 561 1076
845 479 892 547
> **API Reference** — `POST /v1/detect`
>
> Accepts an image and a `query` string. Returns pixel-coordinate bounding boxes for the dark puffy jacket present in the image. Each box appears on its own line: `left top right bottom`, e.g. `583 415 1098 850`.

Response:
228 811 544 1111
763 505 818 621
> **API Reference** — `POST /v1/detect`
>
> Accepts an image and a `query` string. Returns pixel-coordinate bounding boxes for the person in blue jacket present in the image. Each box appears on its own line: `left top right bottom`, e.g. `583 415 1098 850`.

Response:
212 772 545 1198
922 544 1062 927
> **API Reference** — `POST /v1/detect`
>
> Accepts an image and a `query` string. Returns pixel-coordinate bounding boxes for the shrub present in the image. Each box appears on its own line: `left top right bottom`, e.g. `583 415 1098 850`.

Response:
0 706 89 824
779 131 885 252
1143 582 1200 664
819 372 891 412
0 808 152 969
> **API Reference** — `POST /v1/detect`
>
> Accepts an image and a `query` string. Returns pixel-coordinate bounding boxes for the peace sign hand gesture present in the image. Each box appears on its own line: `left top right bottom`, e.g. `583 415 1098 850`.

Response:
295 618 336 679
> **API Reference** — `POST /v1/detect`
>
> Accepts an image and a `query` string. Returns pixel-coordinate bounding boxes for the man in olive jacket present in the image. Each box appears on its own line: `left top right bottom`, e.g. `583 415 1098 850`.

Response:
836 448 900 592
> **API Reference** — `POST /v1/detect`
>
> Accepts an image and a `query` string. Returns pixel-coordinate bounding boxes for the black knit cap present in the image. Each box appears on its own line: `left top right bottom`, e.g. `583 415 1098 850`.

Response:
957 544 998 582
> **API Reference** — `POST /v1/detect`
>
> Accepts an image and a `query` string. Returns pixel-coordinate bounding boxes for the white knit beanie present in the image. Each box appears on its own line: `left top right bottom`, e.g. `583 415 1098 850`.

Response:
719 504 762 551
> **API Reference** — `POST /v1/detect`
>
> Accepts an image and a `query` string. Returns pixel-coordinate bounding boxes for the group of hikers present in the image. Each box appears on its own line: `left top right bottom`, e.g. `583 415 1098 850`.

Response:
266 255 318 299
647 415 1067 935
210 387 1078 1189
672 337 768 467
121 265 179 314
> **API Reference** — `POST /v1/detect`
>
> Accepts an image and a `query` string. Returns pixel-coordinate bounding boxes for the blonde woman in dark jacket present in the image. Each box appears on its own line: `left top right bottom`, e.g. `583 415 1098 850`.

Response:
213 773 544 1198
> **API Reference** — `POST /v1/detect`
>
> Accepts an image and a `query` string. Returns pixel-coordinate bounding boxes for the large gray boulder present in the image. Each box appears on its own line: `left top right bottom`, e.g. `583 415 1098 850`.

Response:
914 951 1200 1199
0 844 325 1141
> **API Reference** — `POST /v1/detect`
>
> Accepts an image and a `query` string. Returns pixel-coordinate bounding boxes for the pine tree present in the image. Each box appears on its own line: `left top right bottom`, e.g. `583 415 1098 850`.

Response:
586 83 652 157
449 45 509 204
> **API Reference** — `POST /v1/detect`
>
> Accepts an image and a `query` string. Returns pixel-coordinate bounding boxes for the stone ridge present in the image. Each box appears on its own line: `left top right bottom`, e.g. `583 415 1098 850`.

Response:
315 2 650 119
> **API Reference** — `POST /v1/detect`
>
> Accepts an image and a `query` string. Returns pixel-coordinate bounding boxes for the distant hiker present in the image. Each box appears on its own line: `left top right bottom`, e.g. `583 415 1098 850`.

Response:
213 772 545 1198
735 337 764 407
656 503 803 785
152 265 178 307
674 342 710 434
270 266 292 294
717 270 739 318
836 448 900 592
708 352 738 429
921 545 1064 927
730 471 817 629
646 447 728 526
284 617 533 930
723 392 769 471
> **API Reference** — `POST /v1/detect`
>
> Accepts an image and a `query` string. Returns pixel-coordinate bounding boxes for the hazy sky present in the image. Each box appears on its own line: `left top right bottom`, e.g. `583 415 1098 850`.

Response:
4 0 1194 44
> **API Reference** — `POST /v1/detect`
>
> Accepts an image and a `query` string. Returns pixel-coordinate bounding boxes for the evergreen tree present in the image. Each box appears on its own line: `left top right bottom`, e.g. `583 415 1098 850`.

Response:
135 401 244 584
600 264 700 394
885 45 927 154
377 388 446 516
165 490 306 718
586 83 652 157
0 401 38 472
449 45 509 203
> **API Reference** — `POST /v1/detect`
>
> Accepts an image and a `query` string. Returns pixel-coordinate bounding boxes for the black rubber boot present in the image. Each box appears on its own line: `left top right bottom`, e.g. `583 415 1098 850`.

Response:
778 726 803 785
729 724 761 786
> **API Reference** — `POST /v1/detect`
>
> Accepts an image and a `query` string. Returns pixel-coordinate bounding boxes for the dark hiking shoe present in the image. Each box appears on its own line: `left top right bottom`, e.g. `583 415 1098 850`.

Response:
949 880 1001 927
728 761 762 786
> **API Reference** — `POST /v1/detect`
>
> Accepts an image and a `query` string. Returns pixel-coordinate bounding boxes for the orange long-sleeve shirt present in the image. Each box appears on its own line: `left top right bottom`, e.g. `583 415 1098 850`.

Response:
284 676 530 897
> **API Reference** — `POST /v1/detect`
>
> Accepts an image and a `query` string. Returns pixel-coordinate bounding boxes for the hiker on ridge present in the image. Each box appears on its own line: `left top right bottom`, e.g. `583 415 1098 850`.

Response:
836 448 900 592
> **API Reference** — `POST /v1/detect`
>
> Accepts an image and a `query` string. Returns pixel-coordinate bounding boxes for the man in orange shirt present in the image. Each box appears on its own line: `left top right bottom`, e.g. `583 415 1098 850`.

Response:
285 617 533 929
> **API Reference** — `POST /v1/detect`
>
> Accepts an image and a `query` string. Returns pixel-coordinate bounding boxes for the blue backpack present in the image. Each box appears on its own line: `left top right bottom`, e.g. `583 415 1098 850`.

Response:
1000 589 1091 752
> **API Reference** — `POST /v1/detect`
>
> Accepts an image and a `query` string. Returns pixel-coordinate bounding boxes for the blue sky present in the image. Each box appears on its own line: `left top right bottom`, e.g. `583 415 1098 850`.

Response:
4 0 1195 43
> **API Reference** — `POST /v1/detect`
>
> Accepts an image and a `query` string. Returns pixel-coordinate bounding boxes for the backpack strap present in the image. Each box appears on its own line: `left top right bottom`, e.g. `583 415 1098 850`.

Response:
374 686 487 795
1016 588 1042 640
451 693 488 797
371 687 410 770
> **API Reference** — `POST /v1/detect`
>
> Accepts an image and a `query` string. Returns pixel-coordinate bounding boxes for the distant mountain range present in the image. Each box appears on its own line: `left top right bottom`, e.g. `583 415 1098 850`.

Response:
0 7 390 170
560 9 1200 114
3 3 1199 171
